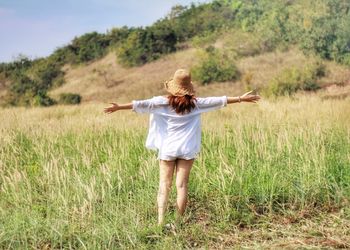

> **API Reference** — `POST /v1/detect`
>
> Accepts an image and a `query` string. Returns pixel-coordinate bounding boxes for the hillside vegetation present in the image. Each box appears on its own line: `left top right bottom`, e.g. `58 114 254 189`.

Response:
0 0 350 106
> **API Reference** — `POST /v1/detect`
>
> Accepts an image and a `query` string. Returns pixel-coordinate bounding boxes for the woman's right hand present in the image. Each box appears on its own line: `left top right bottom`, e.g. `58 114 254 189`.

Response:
104 103 119 114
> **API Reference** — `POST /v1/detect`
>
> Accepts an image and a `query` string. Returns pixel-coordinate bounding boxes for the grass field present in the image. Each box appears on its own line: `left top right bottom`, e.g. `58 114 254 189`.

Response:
1 95 350 249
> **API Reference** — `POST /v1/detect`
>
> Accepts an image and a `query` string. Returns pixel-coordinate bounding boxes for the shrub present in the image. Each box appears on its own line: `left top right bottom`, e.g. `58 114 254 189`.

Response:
191 31 220 48
116 23 177 67
58 93 82 105
300 17 338 60
230 0 265 32
5 56 64 107
32 91 56 107
264 62 325 97
341 54 350 66
106 26 131 46
30 58 64 91
52 32 111 65
147 20 177 55
254 6 291 52
72 32 110 63
303 82 321 91
220 29 262 57
191 48 240 84
266 68 302 96
7 76 56 107
116 29 148 67
300 6 350 65
170 2 233 42
9 71 35 95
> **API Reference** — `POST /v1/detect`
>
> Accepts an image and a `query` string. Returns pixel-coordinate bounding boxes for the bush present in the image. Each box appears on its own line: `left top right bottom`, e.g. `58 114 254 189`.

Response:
4 56 64 107
9 71 35 95
106 26 131 46
254 6 291 52
191 48 240 84
30 58 64 91
191 31 219 48
300 17 338 60
51 32 111 65
340 54 350 66
58 93 82 105
169 2 233 41
32 91 56 107
266 68 302 96
116 29 148 67
299 4 350 65
71 32 110 63
303 82 321 91
264 62 325 97
116 23 177 67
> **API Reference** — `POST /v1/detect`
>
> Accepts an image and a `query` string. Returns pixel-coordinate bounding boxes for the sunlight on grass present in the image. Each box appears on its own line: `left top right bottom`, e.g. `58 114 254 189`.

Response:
0 96 349 248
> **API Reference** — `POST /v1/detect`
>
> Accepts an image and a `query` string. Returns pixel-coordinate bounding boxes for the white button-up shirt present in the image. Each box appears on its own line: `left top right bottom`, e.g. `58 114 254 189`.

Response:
132 96 227 160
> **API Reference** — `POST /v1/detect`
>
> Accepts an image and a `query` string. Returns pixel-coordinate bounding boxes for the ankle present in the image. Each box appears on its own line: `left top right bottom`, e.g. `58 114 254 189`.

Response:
158 218 164 225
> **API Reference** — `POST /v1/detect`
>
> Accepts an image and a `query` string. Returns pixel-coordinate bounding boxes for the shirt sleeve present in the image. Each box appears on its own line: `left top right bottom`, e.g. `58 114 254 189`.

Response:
132 98 154 113
132 96 167 114
195 96 227 113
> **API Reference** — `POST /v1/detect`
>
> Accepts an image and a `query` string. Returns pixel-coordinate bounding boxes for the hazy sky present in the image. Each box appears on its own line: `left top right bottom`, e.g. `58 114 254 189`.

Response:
0 0 207 63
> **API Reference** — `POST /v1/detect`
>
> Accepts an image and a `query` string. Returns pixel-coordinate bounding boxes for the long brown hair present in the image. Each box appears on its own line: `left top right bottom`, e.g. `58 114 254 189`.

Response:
168 95 197 115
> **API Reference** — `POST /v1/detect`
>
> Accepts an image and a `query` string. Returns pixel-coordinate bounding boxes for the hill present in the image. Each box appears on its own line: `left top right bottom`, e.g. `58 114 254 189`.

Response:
1 0 350 106
49 46 350 103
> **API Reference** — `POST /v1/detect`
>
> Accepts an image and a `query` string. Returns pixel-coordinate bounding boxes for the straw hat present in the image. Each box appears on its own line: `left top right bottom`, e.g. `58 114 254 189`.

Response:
164 69 195 96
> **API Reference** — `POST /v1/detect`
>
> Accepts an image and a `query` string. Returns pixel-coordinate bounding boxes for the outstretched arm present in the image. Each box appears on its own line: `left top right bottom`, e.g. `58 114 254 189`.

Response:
104 102 132 114
227 91 261 104
104 97 165 114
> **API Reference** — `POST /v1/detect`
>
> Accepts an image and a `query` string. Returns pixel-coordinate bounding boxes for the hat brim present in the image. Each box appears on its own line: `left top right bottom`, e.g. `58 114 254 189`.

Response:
164 79 195 96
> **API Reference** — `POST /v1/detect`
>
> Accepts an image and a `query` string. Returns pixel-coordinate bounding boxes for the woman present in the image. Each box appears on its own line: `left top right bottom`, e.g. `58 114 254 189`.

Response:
104 69 260 225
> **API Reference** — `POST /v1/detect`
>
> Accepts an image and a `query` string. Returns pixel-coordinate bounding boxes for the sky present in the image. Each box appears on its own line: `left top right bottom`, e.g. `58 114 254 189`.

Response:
0 0 207 63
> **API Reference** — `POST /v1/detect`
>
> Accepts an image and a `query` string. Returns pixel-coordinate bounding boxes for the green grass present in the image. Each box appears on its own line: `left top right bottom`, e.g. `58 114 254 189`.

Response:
0 96 350 248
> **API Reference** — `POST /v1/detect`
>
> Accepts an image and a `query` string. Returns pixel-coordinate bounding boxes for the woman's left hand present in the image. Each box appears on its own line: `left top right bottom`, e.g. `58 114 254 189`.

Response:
240 91 261 103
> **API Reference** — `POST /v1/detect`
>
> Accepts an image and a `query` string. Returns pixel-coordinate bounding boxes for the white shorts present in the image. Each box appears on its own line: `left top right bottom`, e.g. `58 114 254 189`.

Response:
158 152 198 161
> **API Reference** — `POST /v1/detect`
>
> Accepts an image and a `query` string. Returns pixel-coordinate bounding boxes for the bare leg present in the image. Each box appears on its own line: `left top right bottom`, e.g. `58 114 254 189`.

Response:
175 159 194 220
157 160 175 225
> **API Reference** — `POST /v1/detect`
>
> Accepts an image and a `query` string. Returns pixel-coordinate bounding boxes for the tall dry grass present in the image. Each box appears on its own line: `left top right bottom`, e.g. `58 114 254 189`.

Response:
0 95 349 248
